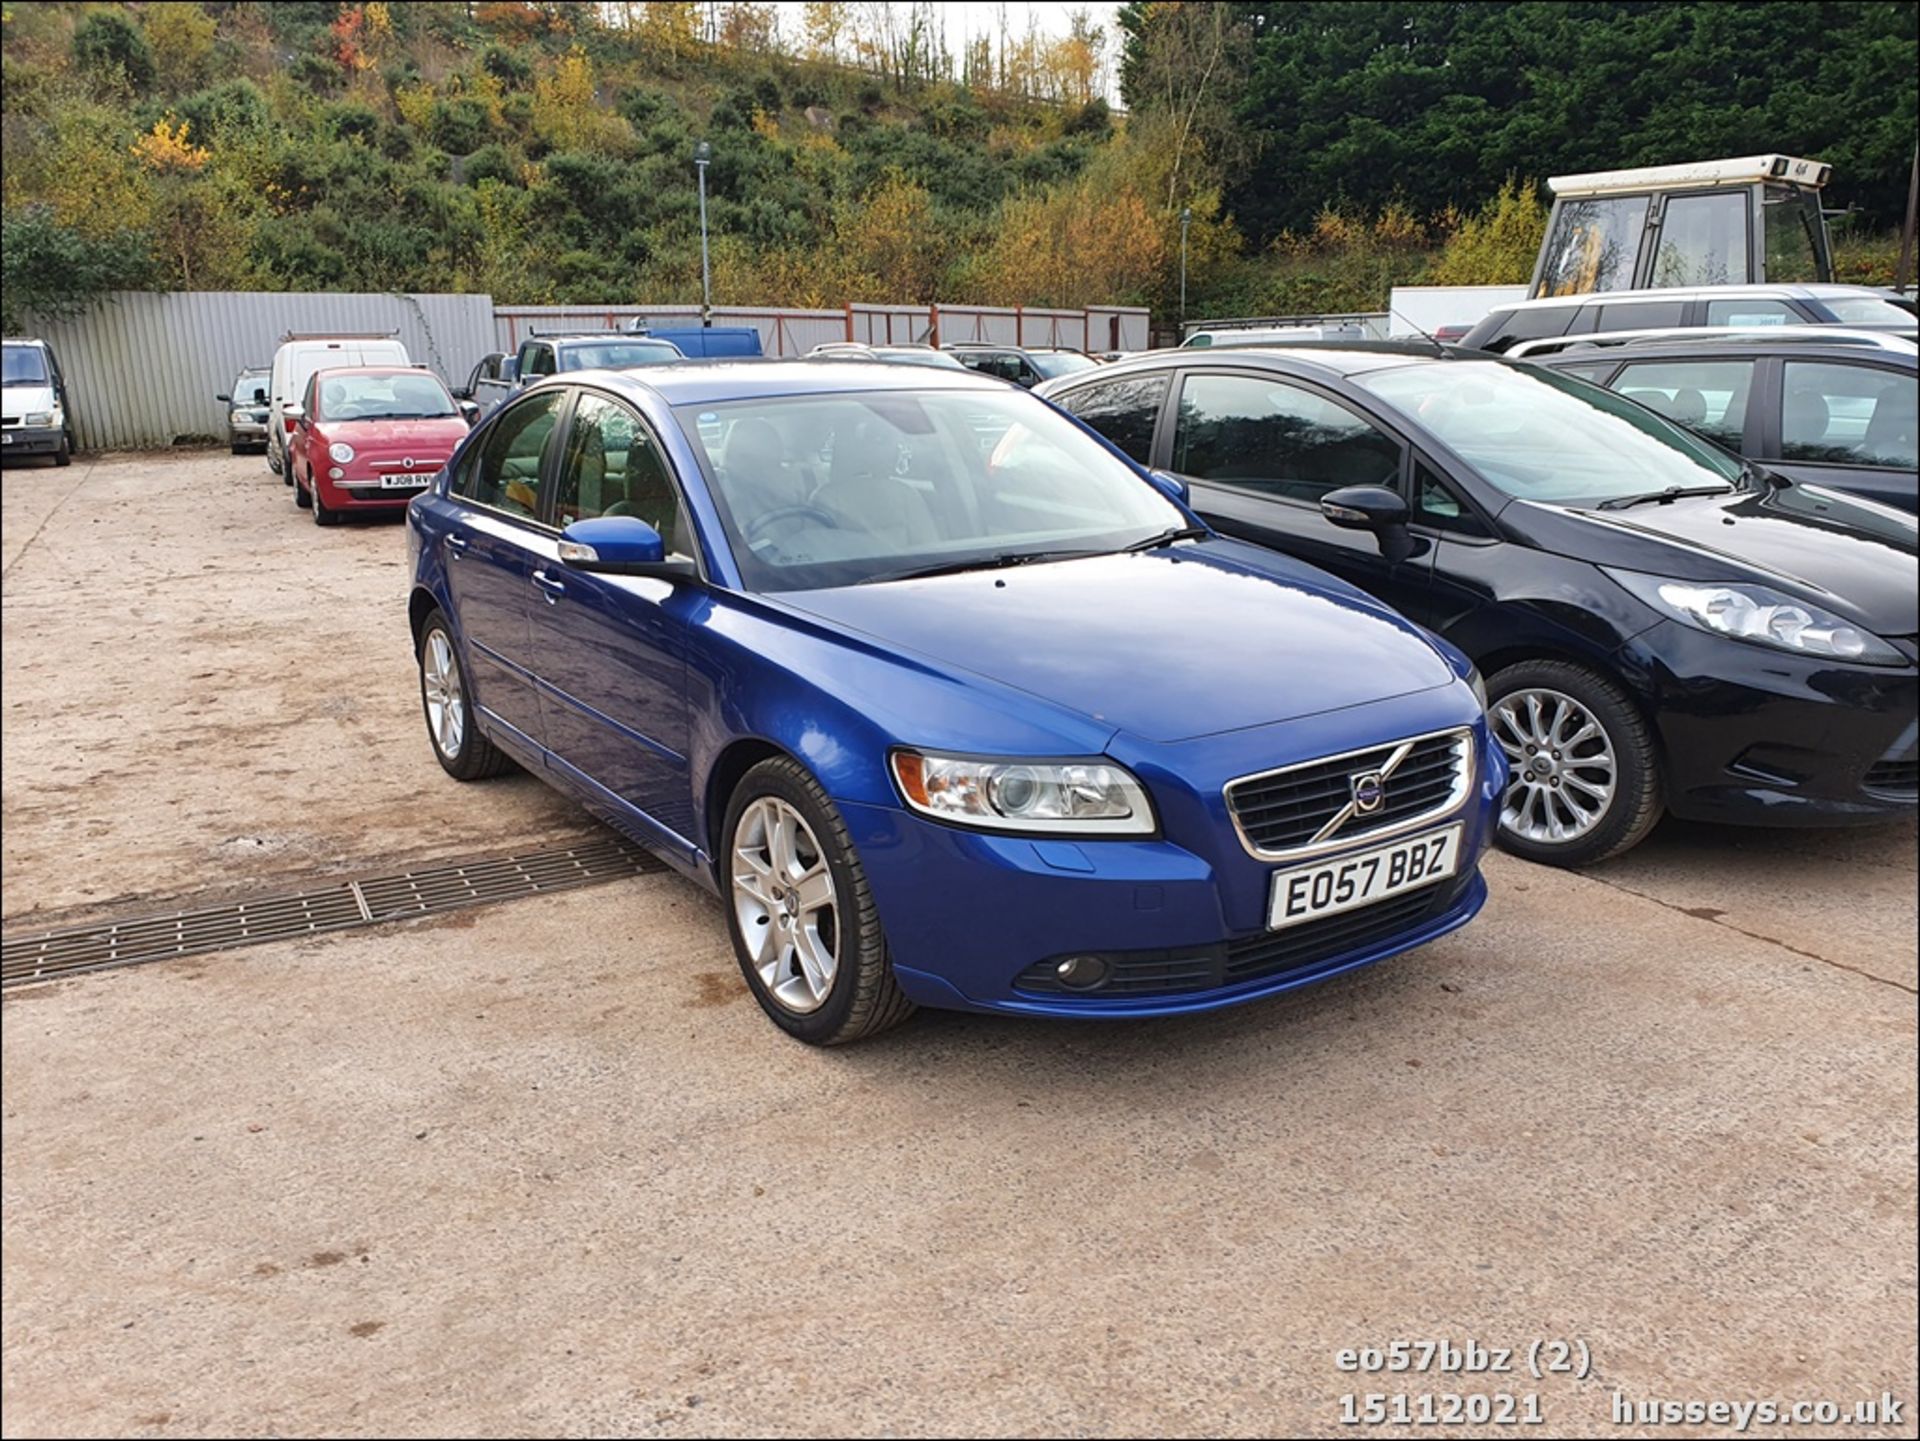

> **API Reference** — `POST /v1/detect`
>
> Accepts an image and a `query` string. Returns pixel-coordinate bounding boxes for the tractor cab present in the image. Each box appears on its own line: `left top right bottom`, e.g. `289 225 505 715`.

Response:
1530 154 1834 298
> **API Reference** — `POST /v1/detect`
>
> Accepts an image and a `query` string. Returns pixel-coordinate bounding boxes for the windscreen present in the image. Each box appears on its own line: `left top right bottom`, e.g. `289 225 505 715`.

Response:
3 346 49 386
564 342 682 370
1358 362 1742 505
676 388 1185 592
316 371 457 420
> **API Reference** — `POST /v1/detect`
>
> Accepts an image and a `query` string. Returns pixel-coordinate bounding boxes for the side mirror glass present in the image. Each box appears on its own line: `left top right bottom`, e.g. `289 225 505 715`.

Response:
557 517 694 579
457 399 480 425
1147 469 1190 506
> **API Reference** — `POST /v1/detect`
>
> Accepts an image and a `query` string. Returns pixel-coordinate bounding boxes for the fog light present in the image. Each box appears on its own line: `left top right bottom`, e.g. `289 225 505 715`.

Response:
1054 955 1109 990
328 466 343 479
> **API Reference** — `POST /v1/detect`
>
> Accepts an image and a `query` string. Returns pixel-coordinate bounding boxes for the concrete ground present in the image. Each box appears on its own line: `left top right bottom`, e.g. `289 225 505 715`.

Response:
2 450 1915 1437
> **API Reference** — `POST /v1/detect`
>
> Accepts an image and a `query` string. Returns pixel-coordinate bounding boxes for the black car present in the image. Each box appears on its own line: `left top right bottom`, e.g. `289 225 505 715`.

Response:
1039 348 1918 866
1515 329 1917 514
944 344 1100 388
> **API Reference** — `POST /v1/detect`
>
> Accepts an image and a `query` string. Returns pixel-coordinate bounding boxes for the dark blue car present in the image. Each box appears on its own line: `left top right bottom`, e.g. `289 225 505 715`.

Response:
405 361 1505 1044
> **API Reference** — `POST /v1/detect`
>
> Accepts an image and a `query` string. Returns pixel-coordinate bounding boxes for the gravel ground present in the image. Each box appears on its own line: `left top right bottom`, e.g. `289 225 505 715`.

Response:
2 449 1915 1437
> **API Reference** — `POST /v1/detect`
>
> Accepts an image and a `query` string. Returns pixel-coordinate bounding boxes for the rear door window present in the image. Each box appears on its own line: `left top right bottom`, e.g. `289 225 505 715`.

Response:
1705 298 1796 327
1171 373 1402 502
1594 300 1687 332
1610 359 1756 451
1051 375 1170 465
461 390 567 519
1780 362 1918 469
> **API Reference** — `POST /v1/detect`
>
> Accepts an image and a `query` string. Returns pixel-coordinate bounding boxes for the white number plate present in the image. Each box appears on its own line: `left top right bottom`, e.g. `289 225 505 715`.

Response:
1268 824 1462 931
380 473 428 489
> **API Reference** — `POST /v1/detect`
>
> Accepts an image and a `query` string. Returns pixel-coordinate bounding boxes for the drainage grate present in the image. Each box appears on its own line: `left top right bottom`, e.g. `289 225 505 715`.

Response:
1 834 666 989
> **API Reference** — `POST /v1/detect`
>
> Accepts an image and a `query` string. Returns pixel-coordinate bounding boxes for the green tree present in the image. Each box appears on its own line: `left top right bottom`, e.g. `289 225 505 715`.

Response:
73 11 156 93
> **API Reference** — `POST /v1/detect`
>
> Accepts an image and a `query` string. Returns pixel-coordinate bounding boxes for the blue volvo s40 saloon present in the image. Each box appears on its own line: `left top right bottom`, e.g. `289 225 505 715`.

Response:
405 361 1506 1044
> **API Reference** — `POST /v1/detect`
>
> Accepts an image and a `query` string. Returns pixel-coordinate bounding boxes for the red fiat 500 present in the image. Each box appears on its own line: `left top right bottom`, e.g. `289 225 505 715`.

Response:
289 367 473 525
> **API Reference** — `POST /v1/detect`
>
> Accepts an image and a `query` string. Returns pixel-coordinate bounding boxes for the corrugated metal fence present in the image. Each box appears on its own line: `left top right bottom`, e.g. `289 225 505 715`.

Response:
495 303 1151 356
23 291 1151 451
26 290 496 452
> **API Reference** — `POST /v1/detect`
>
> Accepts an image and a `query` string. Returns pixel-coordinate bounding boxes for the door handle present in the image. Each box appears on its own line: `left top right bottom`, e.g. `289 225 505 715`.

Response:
531 569 566 602
445 535 470 560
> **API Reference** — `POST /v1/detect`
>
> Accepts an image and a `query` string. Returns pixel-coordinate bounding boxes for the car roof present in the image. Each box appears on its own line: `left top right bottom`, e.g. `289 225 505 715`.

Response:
1513 325 1919 360
310 364 447 378
3 337 51 347
1085 343 1456 380
1490 282 1885 314
548 358 1009 406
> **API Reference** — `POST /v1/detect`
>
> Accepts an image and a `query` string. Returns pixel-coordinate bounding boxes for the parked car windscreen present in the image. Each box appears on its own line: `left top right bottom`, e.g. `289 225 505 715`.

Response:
1358 361 1743 504
1029 351 1099 379
678 389 1187 592
565 341 682 370
3 345 49 385
317 371 458 420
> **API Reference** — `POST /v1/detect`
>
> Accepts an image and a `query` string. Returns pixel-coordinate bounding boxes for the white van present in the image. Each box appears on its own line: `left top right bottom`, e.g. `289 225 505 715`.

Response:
1181 322 1369 348
265 333 411 477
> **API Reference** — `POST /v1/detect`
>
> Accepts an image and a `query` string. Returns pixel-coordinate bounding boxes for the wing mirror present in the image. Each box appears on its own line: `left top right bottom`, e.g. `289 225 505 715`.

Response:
253 387 268 404
216 392 231 402
285 404 306 424
1321 484 1414 563
457 399 480 425
557 517 696 579
1147 469 1190 506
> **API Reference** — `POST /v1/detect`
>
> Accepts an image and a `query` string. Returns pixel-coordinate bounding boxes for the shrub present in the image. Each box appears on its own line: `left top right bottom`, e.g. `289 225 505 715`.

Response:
430 96 492 155
73 12 156 93
0 206 154 329
481 44 533 90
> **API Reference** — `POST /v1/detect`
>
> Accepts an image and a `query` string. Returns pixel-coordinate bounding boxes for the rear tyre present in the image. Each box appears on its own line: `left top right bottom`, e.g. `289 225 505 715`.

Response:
417 611 508 781
722 757 913 1046
1486 659 1662 867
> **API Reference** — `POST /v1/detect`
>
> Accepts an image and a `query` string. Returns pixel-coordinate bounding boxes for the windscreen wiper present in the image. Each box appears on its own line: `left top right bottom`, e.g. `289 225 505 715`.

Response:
1596 485 1734 512
859 548 1108 585
1121 525 1211 552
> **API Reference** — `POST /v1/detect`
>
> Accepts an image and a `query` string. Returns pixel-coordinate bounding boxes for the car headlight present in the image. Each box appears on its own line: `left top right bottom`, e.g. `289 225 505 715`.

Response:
891 750 1155 835
328 442 355 464
1605 568 1904 666
230 408 251 425
24 411 54 426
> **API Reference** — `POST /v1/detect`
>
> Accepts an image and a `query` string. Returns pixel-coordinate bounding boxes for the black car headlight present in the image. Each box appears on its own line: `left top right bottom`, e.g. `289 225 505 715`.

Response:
1605 568 1905 666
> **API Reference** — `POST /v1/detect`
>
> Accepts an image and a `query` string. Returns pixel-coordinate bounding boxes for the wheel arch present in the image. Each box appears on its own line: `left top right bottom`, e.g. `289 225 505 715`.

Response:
703 736 800 880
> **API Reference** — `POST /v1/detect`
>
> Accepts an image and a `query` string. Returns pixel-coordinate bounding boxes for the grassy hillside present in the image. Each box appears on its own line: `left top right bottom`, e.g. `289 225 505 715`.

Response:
2 3 1908 333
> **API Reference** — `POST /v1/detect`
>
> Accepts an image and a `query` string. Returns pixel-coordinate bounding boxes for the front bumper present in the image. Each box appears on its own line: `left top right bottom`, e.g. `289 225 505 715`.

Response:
315 472 434 511
842 705 1504 1018
1 424 63 455
1632 620 1919 825
228 419 269 445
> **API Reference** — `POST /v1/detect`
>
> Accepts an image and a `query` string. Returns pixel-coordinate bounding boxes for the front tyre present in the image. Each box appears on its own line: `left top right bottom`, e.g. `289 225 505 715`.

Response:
311 472 340 526
417 611 508 781
723 757 913 1045
1487 659 1662 867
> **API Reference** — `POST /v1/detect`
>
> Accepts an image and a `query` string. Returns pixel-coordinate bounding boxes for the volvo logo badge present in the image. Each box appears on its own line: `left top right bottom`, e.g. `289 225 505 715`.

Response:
1350 770 1386 815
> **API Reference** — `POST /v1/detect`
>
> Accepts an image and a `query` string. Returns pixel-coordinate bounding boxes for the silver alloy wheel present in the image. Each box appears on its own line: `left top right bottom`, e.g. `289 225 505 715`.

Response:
730 796 839 1014
1491 687 1617 845
422 630 465 759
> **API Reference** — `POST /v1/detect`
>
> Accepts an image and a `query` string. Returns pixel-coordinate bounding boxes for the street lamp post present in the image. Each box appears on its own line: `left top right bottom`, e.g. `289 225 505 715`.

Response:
694 140 713 328
1179 206 1192 334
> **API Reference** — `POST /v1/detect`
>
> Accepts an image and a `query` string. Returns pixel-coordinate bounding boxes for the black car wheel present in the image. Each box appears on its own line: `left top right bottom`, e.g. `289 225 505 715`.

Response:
52 433 71 467
417 611 509 781
722 757 913 1045
1487 659 1663 866
294 468 311 508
